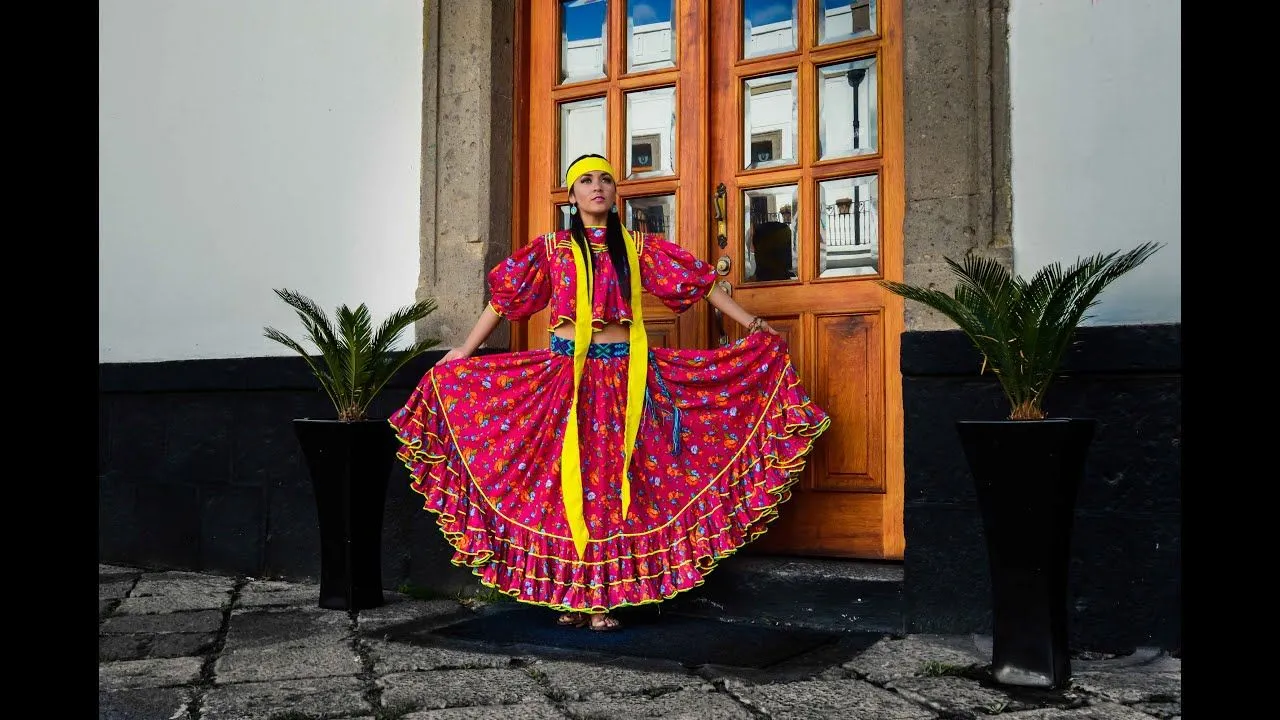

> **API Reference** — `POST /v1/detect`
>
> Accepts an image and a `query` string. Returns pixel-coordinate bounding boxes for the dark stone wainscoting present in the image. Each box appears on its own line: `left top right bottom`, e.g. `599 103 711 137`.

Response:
900 323 1181 654
98 349 499 599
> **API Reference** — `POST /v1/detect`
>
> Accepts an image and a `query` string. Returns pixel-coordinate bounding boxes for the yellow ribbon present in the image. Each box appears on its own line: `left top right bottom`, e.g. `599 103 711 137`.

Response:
560 226 646 559
565 156 614 190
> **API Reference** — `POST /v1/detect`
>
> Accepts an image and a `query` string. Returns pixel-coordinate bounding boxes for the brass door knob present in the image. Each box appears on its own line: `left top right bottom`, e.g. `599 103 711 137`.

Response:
715 256 732 275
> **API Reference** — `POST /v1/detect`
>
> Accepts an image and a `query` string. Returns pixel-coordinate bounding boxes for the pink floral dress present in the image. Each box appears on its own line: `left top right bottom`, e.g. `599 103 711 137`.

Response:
390 228 830 611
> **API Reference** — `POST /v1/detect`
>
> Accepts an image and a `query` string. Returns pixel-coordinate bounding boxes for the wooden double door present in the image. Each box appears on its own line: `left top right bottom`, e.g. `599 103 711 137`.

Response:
511 0 904 560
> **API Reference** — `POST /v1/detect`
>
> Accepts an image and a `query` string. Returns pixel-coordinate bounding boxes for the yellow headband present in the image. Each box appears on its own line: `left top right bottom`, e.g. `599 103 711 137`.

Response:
565 156 615 189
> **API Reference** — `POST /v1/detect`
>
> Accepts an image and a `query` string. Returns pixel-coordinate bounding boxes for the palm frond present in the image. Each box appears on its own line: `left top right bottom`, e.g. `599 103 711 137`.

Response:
264 289 441 421
948 255 1046 413
1039 242 1163 389
273 289 338 350
367 335 442 404
333 303 376 419
370 298 439 357
271 289 349 407
262 326 344 412
877 281 987 347
878 242 1162 419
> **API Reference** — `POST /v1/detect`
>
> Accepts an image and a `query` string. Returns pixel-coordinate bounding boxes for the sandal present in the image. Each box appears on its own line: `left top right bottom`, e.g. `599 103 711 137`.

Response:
588 613 623 632
556 612 588 627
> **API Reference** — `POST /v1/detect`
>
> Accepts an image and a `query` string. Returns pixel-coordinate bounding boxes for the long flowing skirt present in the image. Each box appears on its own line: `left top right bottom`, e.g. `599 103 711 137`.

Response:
389 331 831 611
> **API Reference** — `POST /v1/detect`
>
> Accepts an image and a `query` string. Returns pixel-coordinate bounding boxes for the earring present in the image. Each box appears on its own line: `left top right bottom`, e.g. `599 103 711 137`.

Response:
569 204 577 215
611 203 618 213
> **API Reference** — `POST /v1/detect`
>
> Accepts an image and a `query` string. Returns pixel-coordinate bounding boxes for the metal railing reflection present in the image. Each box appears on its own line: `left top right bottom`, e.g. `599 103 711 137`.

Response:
822 201 874 247
629 207 668 235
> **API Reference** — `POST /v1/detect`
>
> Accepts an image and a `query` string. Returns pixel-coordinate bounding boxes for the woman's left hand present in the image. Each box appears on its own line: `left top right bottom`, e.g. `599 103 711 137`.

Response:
747 317 779 335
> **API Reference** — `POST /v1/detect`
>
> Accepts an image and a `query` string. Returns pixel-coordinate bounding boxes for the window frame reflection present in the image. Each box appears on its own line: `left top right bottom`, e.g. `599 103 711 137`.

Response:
626 0 677 74
742 71 799 171
559 96 608 188
816 174 880 280
560 0 609 85
742 0 799 60
626 85 677 180
624 194 677 244
816 0 878 47
817 55 879 161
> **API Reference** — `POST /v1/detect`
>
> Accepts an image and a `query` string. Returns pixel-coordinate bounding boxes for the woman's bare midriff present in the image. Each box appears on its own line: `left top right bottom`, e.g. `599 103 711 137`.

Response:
551 322 630 344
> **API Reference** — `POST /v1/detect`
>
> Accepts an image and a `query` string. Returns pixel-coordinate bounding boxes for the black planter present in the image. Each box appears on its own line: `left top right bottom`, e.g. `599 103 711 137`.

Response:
956 418 1096 689
293 419 397 611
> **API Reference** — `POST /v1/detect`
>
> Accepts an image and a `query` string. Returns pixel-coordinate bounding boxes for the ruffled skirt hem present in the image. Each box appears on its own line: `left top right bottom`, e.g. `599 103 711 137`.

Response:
390 336 830 611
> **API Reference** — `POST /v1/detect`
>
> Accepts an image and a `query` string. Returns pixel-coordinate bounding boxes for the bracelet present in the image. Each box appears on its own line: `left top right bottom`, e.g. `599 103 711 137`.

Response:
747 317 765 333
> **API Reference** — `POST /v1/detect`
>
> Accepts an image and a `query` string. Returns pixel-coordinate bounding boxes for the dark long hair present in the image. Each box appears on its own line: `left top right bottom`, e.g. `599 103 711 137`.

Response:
567 153 631 298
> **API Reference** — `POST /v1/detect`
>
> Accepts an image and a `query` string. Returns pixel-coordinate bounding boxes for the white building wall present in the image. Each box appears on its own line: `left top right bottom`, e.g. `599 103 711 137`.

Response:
1009 0 1181 325
99 0 425 363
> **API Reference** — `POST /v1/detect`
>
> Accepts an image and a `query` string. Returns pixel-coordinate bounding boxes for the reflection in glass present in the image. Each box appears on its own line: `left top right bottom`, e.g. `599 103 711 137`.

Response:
743 0 797 59
818 175 879 278
817 0 876 46
626 87 676 179
818 57 878 160
624 194 676 244
743 72 798 170
560 97 607 186
561 0 608 84
628 0 675 72
742 185 798 283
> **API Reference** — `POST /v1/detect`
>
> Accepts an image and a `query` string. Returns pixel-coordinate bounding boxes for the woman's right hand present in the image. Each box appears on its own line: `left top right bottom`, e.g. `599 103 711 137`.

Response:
434 348 471 367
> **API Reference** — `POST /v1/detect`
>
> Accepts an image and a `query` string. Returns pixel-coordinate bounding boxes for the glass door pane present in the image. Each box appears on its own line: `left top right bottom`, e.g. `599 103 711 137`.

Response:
561 0 609 84
743 72 798 169
624 194 677 242
742 184 798 283
743 0 798 59
626 86 677 179
817 0 876 46
817 57 878 159
560 97 607 186
818 175 879 277
627 0 676 72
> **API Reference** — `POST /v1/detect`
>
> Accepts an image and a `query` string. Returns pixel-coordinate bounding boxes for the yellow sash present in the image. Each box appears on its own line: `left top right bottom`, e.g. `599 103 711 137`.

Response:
560 227 646 558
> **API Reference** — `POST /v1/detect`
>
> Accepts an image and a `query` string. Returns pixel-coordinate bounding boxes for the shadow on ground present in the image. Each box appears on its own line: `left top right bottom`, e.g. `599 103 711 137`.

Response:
375 603 883 669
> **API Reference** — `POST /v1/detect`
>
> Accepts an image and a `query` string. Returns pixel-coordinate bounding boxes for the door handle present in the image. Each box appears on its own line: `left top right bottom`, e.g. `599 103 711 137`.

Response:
713 183 728 249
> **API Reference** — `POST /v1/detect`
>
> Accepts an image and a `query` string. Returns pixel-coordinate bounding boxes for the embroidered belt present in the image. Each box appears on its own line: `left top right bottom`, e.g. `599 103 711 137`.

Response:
550 337 683 455
549 336 630 359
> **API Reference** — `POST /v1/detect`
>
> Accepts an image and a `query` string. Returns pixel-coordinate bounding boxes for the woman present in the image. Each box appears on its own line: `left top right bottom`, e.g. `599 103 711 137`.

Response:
390 154 830 631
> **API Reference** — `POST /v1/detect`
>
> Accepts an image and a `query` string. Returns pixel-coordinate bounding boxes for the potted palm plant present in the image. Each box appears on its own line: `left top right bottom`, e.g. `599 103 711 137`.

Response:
264 289 439 611
877 242 1161 689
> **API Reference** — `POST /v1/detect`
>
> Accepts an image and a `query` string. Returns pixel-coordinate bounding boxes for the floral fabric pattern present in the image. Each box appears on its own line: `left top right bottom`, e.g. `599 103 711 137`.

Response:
487 229 717 327
390 331 831 611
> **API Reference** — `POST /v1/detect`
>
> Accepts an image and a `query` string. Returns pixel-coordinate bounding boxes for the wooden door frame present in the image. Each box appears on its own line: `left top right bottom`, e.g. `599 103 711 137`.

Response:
508 0 904 559
881 0 905 560
512 0 711 351
510 0 532 352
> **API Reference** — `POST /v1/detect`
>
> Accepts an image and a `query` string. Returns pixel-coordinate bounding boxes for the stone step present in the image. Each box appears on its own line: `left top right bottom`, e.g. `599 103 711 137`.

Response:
663 555 905 635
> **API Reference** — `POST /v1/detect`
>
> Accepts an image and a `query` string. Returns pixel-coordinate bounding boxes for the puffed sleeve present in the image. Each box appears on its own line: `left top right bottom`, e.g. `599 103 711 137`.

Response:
487 236 552 321
639 234 717 313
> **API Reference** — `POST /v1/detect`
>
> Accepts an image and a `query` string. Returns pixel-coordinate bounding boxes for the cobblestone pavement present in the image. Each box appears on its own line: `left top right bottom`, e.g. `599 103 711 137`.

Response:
99 565 1181 719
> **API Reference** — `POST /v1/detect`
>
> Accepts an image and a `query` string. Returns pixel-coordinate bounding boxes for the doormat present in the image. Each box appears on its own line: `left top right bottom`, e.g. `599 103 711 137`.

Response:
426 604 845 669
